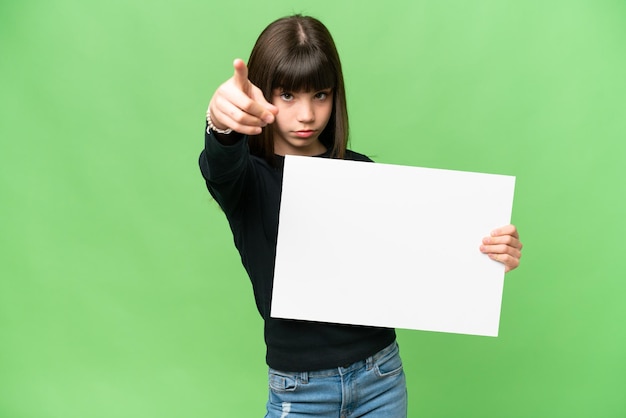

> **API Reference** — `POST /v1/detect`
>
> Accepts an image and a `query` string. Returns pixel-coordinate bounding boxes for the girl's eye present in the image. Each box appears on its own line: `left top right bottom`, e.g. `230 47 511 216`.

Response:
315 91 330 100
280 92 294 101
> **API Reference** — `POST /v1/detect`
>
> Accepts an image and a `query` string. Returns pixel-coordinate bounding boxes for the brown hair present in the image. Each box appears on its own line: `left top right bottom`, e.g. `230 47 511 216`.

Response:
246 15 349 164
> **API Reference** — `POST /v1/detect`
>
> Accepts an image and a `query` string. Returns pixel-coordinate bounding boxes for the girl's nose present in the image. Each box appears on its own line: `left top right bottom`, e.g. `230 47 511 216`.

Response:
296 102 315 123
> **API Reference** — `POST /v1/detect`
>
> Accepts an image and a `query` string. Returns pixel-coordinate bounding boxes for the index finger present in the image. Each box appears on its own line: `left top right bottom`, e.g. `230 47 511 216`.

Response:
232 58 249 93
491 224 519 238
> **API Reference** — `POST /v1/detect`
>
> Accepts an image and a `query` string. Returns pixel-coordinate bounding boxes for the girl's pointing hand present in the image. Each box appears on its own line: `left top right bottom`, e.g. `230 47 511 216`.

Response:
207 59 278 135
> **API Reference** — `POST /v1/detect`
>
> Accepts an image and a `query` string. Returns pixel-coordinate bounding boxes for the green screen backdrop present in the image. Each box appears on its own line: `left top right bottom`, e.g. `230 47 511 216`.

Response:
1 0 625 417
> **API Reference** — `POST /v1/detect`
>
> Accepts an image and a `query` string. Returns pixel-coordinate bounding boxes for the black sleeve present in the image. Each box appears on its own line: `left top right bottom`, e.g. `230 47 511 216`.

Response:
198 127 251 215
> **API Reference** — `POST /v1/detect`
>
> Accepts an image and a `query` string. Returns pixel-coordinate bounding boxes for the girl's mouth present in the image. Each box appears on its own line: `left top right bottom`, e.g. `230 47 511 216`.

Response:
294 130 315 138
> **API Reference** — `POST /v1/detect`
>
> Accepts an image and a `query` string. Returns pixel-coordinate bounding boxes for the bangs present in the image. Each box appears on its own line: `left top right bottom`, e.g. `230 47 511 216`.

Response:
272 47 336 92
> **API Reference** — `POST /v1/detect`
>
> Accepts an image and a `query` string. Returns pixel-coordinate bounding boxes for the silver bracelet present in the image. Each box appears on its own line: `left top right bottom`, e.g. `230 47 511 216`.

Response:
206 109 233 135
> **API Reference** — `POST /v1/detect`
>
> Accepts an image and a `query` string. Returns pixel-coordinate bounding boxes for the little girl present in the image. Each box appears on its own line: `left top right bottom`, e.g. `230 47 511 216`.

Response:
199 14 522 418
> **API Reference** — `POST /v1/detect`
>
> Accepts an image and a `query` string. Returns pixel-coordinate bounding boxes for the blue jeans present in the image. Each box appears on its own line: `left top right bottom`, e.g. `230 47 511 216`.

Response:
265 342 407 418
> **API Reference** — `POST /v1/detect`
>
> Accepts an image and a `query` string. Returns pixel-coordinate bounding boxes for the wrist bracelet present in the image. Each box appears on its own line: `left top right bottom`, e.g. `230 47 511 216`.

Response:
206 109 233 135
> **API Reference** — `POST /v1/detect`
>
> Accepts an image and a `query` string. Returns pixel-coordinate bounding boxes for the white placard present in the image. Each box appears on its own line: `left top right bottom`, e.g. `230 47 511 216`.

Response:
271 155 515 337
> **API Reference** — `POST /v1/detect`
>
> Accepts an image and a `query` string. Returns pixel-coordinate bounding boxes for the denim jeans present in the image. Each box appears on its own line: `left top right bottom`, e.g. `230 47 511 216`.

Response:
265 341 407 418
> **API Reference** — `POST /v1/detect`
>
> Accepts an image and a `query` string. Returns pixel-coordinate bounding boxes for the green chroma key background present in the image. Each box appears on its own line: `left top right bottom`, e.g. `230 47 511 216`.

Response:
1 0 624 417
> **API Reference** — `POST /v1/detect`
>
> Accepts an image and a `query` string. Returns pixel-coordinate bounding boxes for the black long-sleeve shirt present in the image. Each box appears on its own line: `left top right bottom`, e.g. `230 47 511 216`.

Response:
199 129 395 371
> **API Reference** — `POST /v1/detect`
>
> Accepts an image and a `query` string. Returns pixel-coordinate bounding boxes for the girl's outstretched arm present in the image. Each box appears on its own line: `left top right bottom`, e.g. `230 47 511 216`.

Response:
479 224 523 273
207 59 277 136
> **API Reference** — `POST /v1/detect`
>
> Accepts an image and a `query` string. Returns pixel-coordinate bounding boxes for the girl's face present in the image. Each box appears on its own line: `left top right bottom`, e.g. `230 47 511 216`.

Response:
270 88 333 156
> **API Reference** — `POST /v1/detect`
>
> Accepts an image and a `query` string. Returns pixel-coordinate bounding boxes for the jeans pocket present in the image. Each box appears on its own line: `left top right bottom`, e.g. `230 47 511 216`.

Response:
268 370 298 393
374 344 404 378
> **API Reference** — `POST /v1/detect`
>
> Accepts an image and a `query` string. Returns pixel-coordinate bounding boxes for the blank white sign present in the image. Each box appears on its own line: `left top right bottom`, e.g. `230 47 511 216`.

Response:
271 155 515 337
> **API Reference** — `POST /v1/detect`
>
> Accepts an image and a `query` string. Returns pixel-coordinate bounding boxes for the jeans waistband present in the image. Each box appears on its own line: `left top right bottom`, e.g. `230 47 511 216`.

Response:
270 341 399 382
